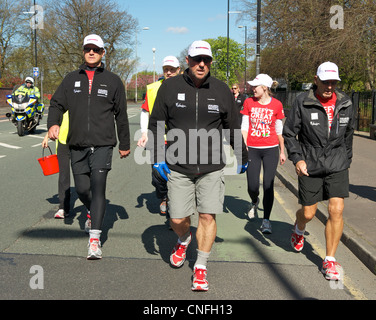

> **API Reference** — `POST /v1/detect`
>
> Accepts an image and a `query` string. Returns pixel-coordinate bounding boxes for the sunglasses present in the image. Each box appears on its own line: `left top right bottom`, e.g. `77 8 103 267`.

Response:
84 47 103 54
190 55 212 64
320 80 338 86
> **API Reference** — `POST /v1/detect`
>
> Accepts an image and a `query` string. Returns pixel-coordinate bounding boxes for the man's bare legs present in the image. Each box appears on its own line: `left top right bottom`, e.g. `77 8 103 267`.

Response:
295 197 344 257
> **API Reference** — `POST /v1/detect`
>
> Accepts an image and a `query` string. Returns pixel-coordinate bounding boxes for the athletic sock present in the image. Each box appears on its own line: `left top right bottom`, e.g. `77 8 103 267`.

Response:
194 250 211 270
89 229 102 242
295 224 305 236
178 231 191 246
324 256 336 262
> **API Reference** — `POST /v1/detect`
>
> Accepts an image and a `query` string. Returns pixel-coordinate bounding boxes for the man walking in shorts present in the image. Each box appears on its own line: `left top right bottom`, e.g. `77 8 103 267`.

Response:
148 40 248 291
283 62 355 281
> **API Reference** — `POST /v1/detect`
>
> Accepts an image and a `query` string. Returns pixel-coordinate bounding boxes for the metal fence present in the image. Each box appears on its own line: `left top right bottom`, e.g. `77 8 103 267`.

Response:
274 90 376 132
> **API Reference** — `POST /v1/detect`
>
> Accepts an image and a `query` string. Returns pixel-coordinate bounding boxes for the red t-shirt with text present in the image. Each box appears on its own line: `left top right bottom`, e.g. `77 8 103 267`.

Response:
316 92 337 130
241 97 285 147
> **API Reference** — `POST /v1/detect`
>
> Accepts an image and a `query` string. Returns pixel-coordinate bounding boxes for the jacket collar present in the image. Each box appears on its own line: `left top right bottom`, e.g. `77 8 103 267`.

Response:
183 68 211 88
79 63 105 73
304 88 351 109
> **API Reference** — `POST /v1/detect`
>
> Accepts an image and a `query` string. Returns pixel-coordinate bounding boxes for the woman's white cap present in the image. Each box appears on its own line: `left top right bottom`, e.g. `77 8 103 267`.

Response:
248 74 273 88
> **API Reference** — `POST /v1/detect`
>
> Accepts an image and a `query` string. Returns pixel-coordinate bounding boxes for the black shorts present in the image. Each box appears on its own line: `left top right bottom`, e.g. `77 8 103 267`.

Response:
70 146 113 175
298 169 349 206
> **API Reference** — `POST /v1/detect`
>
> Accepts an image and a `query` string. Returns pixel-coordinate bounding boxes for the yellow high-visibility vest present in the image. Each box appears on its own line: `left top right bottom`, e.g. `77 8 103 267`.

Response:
146 80 163 114
58 111 69 144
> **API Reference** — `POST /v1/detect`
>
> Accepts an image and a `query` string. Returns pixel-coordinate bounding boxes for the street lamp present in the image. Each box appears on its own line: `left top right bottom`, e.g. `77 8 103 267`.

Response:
152 48 156 82
256 0 261 76
135 27 149 103
227 0 242 86
238 25 247 93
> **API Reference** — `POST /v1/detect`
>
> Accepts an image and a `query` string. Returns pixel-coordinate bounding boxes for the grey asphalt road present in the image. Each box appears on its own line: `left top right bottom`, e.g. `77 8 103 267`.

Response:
0 104 375 308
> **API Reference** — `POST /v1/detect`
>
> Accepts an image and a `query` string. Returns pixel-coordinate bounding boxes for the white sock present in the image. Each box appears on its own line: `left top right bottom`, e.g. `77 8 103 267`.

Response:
178 231 191 246
324 256 336 262
89 229 102 241
295 224 305 236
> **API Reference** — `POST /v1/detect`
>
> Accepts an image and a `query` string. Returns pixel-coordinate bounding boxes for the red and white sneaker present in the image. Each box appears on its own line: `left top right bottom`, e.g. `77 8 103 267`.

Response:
321 260 343 281
170 233 191 268
87 238 102 260
192 268 209 291
290 231 305 252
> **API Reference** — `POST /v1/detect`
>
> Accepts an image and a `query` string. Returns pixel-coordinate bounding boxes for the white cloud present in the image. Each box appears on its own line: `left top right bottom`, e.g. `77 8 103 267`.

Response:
166 27 189 34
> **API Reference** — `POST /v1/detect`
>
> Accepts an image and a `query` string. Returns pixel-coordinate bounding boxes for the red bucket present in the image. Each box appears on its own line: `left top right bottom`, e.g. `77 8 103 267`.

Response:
38 146 59 176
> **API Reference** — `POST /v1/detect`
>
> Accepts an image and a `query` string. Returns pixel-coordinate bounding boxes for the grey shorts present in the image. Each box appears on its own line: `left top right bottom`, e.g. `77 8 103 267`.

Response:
298 169 349 206
167 169 225 219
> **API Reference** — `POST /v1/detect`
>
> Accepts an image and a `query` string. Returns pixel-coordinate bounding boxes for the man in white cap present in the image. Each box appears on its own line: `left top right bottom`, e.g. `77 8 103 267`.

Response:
283 62 355 281
148 40 248 291
48 34 131 260
137 56 181 218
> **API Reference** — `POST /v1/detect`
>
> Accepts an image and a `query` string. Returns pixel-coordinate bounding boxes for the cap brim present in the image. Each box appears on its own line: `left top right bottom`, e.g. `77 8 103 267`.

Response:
318 75 341 81
248 80 261 87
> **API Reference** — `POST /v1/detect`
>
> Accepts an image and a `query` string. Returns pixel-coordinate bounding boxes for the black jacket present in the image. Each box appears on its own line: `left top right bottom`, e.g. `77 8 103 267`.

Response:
47 64 130 151
148 69 248 175
283 88 355 176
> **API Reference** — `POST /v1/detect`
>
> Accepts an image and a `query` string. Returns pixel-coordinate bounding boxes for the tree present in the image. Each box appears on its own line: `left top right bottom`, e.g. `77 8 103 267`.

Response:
0 1 26 79
237 0 376 90
38 0 138 91
178 36 248 88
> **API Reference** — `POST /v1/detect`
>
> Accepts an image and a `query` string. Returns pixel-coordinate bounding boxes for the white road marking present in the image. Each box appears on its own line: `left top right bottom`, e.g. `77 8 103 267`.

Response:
0 142 22 149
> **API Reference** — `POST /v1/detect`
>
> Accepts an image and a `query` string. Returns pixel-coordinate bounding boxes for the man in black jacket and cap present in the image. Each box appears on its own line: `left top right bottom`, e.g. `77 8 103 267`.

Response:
283 61 355 281
48 34 130 260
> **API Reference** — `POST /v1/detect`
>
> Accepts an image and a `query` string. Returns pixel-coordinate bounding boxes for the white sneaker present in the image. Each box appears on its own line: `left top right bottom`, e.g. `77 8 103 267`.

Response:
54 209 65 219
87 238 102 260
247 199 259 220
260 219 272 234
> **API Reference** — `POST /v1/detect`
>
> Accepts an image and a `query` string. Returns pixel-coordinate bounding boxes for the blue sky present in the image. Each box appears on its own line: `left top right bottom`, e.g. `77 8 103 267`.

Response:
117 0 253 75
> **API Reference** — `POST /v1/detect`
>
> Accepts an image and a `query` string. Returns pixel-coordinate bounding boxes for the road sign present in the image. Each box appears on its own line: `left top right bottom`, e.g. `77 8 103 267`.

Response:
33 67 39 78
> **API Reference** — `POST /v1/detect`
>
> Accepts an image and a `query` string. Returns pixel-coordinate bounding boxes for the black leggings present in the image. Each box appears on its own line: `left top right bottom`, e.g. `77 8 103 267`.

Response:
246 147 279 220
74 169 109 230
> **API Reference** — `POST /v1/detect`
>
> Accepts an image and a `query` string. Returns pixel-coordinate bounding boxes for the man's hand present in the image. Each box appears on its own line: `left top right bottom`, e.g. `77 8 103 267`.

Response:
48 125 60 141
153 161 170 181
119 149 131 159
295 160 309 176
237 162 248 174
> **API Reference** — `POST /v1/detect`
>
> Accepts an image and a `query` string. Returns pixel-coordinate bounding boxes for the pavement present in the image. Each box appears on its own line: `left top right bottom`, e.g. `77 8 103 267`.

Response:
276 131 376 275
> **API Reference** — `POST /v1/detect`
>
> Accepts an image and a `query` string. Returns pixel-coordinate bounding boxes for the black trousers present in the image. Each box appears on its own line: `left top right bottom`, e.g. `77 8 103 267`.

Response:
246 146 279 220
57 141 71 213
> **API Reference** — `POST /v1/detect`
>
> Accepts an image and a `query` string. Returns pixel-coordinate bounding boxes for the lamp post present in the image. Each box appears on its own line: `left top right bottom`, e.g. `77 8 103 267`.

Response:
135 27 149 103
238 25 247 93
152 48 156 82
256 0 261 76
226 0 242 86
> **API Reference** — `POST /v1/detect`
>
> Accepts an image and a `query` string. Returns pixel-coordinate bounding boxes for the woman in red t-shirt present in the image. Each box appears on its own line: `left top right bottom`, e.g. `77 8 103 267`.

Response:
240 74 286 234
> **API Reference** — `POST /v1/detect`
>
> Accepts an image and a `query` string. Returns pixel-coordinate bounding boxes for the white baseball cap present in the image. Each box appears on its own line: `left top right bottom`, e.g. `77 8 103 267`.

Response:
83 34 104 49
317 61 341 81
248 74 273 88
188 40 212 58
162 56 180 68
